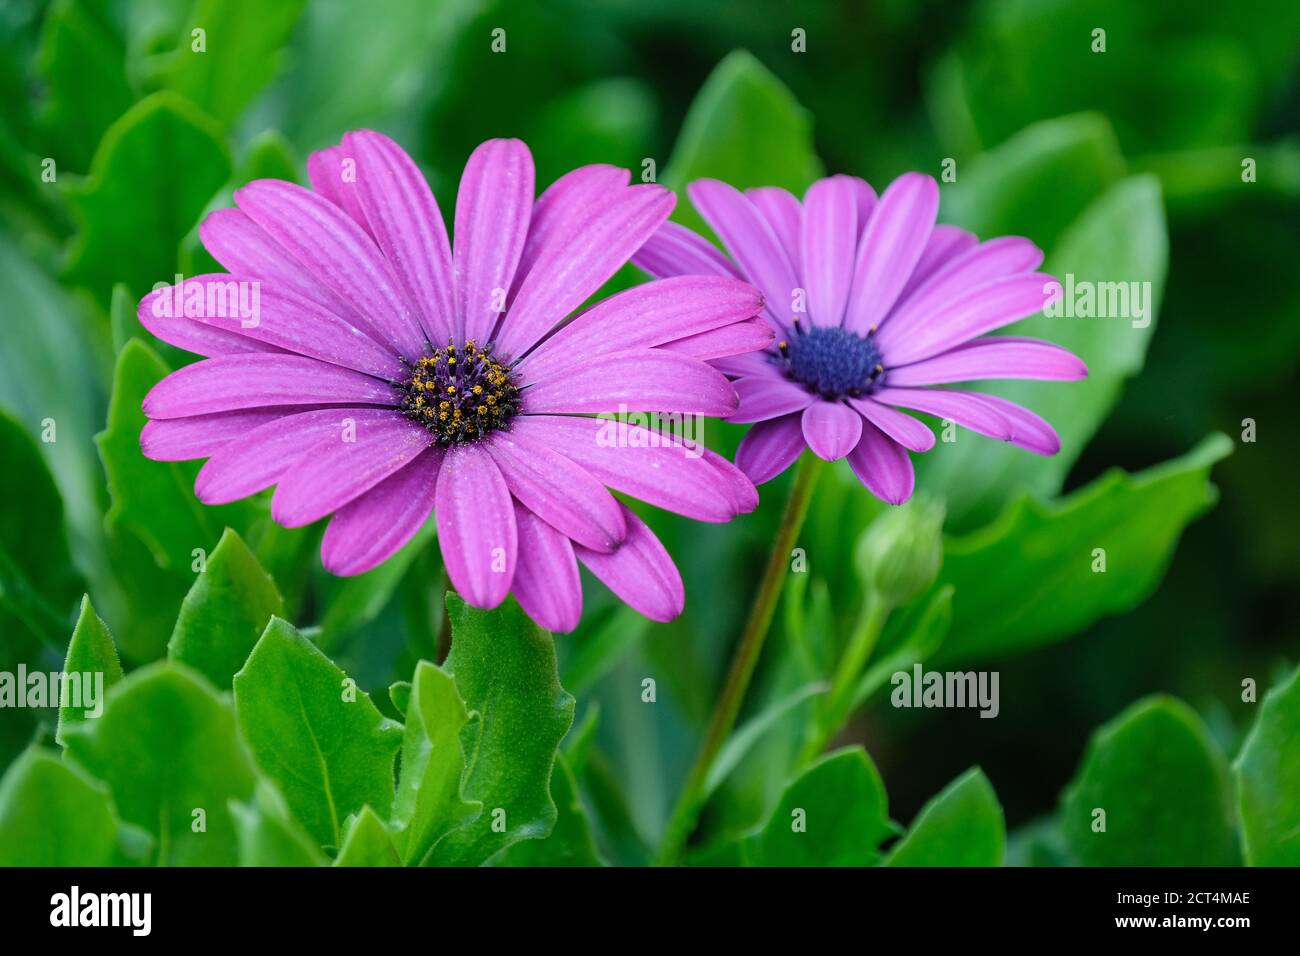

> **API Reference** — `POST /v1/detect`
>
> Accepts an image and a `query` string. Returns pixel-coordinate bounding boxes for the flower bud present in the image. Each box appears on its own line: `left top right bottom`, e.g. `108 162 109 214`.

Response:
853 496 944 606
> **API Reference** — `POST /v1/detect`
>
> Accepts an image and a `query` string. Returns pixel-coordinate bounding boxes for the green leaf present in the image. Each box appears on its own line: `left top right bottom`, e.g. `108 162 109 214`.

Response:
169 528 284 690
921 175 1169 526
940 112 1125 254
96 339 258 575
55 594 124 744
664 49 821 236
233 618 402 850
0 408 81 651
559 605 649 695
392 661 478 865
63 92 231 302
747 747 896 866
230 780 328 867
159 0 307 126
1234 662 1300 865
850 585 953 713
884 768 1005 866
427 595 575 866
334 805 403 867
34 0 133 172
489 754 605 867
1060 695 1237 866
63 663 257 865
931 434 1230 664
0 747 141 866
705 681 828 799
109 282 140 354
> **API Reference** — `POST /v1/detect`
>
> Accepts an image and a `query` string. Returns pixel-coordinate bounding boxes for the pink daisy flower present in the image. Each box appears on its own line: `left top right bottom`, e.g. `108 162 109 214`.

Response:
633 173 1088 503
137 131 770 631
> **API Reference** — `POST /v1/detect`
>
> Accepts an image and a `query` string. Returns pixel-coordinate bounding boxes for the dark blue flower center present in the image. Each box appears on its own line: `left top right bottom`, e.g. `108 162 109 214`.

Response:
780 323 884 400
399 341 521 445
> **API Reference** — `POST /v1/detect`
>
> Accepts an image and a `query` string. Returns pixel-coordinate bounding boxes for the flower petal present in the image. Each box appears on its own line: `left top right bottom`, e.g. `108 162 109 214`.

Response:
574 505 684 623
875 236 1043 352
518 414 746 523
801 401 863 461
846 422 914 504
847 397 936 453
878 273 1056 366
453 138 534 344
434 443 517 609
844 175 879 238
141 407 312 462
747 186 802 269
522 348 738 416
513 164 630 291
895 224 977 303
234 179 427 358
729 375 815 423
196 407 396 505
871 386 1014 441
320 446 444 575
843 173 939 335
631 220 743 280
344 129 456 346
198 208 371 336
143 354 397 419
972 393 1061 455
688 179 800 331
519 275 763 380
150 275 402 378
306 144 370 230
137 283 282 358
496 183 675 360
884 336 1087 386
510 503 582 633
734 413 806 485
656 318 774 360
485 426 627 552
270 412 433 527
800 177 858 327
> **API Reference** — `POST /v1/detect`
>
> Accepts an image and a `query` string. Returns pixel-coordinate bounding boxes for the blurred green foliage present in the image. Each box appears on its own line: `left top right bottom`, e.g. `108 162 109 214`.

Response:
0 0 1296 866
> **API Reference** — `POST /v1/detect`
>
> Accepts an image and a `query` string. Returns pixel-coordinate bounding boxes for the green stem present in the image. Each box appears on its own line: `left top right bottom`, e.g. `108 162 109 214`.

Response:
799 589 891 765
654 453 822 867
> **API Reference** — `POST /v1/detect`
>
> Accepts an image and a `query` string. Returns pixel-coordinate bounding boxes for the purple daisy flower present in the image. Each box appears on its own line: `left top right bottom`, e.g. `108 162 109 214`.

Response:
137 131 771 631
633 173 1087 503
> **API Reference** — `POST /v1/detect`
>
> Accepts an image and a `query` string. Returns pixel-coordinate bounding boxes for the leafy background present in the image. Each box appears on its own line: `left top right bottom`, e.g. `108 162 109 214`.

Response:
0 0 1298 866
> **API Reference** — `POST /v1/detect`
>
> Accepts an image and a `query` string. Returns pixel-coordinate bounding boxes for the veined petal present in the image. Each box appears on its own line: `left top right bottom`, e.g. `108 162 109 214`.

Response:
879 273 1055 366
306 144 370 230
510 503 583 634
485 427 627 552
729 375 815 423
141 407 316 462
496 183 675 360
800 177 857 328
846 423 914 504
631 220 743 281
843 173 939 335
847 397 936 453
801 401 863 461
320 446 445 576
895 224 977 303
519 275 763 379
196 407 394 505
234 179 427 358
142 354 397 419
513 164 630 291
734 413 806 485
656 318 774 360
876 236 1044 352
270 411 433 527
453 138 534 344
517 415 745 522
747 186 802 269
344 129 456 346
137 284 283 358
575 505 684 623
522 348 738 416
972 393 1062 455
884 336 1087 386
871 386 1014 441
688 179 800 330
434 443 517 609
